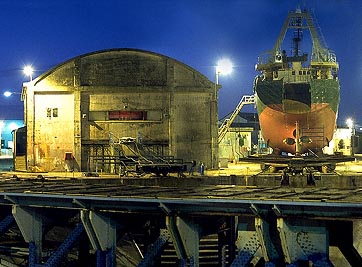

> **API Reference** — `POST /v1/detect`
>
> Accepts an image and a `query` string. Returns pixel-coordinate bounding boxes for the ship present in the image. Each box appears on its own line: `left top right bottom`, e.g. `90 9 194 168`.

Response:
254 8 339 155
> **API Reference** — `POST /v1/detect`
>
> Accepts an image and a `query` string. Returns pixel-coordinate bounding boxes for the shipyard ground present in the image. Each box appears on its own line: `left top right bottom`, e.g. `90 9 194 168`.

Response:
3 155 362 188
0 158 361 266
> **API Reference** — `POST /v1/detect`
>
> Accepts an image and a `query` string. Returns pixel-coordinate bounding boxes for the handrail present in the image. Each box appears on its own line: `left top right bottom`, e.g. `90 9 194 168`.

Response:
218 94 255 143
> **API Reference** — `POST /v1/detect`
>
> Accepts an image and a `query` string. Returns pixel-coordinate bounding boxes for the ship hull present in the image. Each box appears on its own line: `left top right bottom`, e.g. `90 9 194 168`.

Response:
255 79 340 154
258 103 337 154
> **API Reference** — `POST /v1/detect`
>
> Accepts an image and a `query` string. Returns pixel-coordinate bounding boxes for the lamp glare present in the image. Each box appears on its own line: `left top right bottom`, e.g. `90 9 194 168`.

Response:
216 58 233 75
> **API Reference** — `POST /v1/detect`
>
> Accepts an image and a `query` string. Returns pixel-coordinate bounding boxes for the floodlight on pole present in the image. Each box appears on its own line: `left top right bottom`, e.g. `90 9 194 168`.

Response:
214 58 233 99
216 58 233 84
23 65 34 81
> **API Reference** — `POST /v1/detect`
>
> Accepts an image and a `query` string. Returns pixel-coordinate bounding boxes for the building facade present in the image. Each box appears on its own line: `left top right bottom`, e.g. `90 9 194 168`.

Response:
18 49 218 172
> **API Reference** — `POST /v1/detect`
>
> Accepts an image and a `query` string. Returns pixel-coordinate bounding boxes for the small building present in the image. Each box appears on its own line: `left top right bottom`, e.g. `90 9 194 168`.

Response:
0 120 24 157
218 112 259 165
219 127 253 165
324 127 362 155
17 49 218 172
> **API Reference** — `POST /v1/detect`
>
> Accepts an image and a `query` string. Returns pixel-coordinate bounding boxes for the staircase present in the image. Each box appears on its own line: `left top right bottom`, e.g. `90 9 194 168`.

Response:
218 94 255 143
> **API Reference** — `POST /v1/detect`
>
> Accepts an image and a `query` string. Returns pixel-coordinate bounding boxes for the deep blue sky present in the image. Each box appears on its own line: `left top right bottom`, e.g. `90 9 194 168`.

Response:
0 0 360 127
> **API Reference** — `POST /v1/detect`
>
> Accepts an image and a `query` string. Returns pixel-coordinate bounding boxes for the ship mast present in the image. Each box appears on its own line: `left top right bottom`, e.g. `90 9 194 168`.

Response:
292 12 302 57
270 8 336 65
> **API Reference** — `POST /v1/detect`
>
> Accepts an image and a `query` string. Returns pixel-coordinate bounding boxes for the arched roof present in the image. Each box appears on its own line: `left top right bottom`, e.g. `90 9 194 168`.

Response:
33 48 212 88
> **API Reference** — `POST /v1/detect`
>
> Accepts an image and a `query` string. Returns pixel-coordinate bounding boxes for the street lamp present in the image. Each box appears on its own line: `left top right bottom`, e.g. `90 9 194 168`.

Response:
3 91 21 97
23 65 34 81
3 91 23 101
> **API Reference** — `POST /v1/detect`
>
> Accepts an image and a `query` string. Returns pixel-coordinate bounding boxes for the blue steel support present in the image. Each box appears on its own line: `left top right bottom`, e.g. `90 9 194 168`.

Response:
96 250 106 267
44 223 84 267
179 258 187 267
80 210 117 267
106 248 115 267
0 215 14 235
28 241 37 267
138 229 171 267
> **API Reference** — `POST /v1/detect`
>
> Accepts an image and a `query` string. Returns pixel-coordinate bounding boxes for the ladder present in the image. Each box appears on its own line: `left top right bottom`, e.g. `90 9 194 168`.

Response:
218 94 255 143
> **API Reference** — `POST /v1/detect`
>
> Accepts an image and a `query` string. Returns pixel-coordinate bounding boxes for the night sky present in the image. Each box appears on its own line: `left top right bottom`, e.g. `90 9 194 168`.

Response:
0 0 360 128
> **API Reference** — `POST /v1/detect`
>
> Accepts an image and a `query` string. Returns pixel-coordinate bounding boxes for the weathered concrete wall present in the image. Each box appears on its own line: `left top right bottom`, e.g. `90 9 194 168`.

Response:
22 49 217 172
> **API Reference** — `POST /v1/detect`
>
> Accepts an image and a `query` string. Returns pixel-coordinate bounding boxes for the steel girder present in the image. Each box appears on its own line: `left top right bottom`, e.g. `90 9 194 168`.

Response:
166 215 200 267
138 229 171 267
12 205 43 265
277 217 332 267
81 210 117 267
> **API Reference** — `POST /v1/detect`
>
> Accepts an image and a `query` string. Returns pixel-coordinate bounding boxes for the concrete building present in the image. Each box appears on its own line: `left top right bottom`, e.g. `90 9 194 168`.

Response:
17 49 218 172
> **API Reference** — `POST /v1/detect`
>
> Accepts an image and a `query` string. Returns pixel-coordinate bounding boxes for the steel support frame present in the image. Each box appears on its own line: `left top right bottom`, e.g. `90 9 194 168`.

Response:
166 215 200 267
255 217 278 267
138 228 171 267
12 205 43 266
43 223 85 267
277 217 333 267
0 215 15 235
81 210 117 267
231 218 263 267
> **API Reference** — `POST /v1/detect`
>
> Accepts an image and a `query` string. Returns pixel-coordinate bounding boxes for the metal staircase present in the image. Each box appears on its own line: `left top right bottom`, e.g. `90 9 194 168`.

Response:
218 94 255 143
107 133 186 176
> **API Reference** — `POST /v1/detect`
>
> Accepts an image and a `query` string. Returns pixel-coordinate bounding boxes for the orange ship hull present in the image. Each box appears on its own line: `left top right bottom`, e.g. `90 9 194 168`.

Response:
258 103 337 154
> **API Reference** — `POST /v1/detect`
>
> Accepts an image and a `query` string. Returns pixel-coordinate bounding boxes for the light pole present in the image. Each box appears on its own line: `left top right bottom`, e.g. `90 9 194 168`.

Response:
214 58 233 99
346 118 354 156
0 121 4 156
212 58 233 169
4 91 23 102
23 65 34 81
